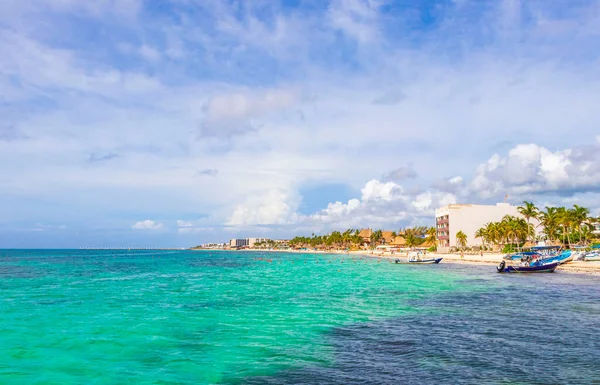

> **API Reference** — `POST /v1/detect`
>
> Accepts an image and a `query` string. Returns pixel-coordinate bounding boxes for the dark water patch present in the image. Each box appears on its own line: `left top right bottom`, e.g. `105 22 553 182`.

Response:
0 264 46 279
243 278 600 385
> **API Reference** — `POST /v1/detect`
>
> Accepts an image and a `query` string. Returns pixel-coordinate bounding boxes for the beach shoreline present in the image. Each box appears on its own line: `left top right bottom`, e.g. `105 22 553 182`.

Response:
220 248 600 275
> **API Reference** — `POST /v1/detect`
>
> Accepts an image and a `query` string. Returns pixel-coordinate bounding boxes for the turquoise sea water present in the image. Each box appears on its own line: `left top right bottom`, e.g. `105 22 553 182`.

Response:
1 250 599 384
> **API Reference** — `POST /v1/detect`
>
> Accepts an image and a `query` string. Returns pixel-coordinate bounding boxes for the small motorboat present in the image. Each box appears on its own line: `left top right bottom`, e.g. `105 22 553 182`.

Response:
497 260 559 274
537 250 573 265
583 252 600 261
394 258 442 264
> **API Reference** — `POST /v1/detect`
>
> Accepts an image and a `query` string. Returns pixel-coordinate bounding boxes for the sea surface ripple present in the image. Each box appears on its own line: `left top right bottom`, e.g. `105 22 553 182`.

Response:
1 250 599 384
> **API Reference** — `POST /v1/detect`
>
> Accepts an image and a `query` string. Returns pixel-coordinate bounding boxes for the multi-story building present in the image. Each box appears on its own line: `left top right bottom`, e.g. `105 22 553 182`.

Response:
248 238 269 247
592 222 600 236
229 238 271 248
229 238 249 248
435 203 539 252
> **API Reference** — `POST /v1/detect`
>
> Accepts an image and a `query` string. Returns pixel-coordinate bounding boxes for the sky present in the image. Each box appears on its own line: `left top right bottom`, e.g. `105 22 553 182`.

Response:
1 0 600 248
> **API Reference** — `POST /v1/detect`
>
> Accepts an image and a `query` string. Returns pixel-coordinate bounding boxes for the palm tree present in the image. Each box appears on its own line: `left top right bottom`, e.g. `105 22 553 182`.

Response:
571 204 590 245
539 207 560 242
425 227 437 250
475 227 487 249
370 230 383 248
456 230 468 251
518 201 539 242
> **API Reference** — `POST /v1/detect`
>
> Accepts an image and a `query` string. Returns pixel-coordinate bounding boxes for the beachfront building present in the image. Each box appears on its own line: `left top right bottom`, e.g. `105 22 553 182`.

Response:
248 238 270 247
229 238 272 248
592 222 600 236
358 228 372 245
358 228 407 249
435 203 540 252
229 238 249 248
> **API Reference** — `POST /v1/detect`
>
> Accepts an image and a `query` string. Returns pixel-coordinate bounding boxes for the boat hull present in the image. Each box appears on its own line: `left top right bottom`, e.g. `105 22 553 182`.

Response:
498 261 559 274
395 258 443 264
408 258 443 264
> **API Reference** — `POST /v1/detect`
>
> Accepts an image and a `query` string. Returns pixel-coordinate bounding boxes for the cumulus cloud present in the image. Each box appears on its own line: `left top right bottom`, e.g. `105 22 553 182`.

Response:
228 189 299 226
132 220 164 230
299 180 457 230
470 141 600 197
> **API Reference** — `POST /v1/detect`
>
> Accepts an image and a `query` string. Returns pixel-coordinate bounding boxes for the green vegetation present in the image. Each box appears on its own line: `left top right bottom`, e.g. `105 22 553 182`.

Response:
455 230 468 251
288 227 437 250
289 229 364 249
476 201 599 250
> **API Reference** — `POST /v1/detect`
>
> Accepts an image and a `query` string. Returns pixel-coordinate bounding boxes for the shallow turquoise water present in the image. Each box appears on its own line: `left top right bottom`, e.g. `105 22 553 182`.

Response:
1 250 599 384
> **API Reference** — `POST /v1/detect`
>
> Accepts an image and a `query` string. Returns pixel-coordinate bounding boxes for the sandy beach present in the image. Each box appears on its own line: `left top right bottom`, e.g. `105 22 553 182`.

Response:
232 248 600 275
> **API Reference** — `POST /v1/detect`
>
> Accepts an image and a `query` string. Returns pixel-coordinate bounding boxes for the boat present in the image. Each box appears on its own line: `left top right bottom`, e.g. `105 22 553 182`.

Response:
497 260 559 273
395 258 442 264
583 251 600 261
537 250 573 265
395 251 442 264
503 245 561 261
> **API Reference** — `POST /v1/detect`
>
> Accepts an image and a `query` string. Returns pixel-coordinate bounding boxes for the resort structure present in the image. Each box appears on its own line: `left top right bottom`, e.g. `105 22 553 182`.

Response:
435 203 540 252
593 222 600 236
229 238 271 248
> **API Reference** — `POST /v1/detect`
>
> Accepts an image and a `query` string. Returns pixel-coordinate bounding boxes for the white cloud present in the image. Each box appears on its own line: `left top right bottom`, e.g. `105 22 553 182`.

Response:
228 189 299 226
361 179 400 202
470 141 600 198
2 0 600 246
328 0 382 43
132 220 164 230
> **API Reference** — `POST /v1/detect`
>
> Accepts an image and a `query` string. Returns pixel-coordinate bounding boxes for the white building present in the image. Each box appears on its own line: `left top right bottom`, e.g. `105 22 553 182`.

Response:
248 238 269 247
592 222 600 236
229 238 270 248
435 203 540 252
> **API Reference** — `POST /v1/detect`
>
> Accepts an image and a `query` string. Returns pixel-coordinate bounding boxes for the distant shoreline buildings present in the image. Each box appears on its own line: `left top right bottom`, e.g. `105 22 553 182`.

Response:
192 202 598 252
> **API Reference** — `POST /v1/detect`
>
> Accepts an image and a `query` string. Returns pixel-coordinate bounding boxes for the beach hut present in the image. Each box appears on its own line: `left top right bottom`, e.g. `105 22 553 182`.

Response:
358 228 373 245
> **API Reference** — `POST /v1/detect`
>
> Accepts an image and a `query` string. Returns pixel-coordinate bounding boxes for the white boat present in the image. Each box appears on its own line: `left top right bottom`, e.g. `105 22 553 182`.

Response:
584 252 600 261
395 251 442 264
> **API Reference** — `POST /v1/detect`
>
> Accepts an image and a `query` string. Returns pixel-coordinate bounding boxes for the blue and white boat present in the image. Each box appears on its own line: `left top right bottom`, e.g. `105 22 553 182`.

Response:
497 261 559 273
537 250 573 266
583 247 600 261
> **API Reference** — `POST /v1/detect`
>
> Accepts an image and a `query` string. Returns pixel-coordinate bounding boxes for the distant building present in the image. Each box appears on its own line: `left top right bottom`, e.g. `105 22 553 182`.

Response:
358 228 372 244
248 238 269 247
229 238 271 248
435 203 540 252
592 222 600 236
230 238 249 248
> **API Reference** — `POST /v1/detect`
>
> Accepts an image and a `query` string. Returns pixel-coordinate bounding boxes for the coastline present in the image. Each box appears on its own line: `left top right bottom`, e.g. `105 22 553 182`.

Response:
221 248 600 275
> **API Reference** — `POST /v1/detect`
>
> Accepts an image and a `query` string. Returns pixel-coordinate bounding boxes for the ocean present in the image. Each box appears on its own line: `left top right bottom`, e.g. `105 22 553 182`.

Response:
1 249 599 384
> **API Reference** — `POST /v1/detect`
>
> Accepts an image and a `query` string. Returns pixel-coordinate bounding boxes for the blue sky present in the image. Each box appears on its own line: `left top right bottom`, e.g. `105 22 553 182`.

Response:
1 0 600 248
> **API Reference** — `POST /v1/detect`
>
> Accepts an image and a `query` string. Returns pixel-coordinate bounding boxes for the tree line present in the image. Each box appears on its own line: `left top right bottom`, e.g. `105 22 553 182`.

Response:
288 227 438 250
472 202 598 251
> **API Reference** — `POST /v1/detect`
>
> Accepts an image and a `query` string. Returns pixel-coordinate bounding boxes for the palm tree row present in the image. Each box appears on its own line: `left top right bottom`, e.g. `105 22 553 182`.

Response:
288 226 438 250
475 215 534 251
289 229 364 249
475 201 598 250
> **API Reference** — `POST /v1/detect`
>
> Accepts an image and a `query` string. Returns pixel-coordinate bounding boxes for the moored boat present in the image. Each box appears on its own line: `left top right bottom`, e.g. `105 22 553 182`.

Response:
395 251 442 264
537 250 573 265
497 260 559 273
395 258 442 264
